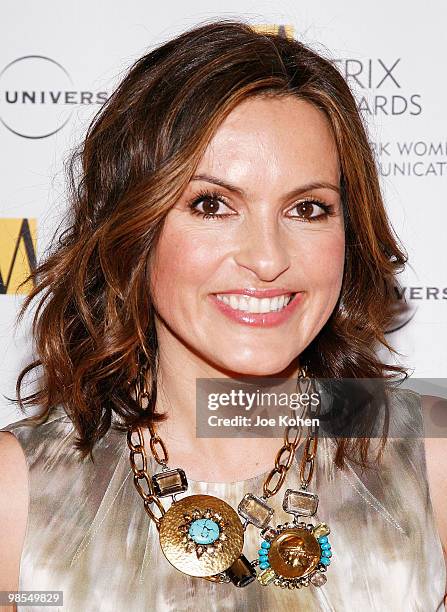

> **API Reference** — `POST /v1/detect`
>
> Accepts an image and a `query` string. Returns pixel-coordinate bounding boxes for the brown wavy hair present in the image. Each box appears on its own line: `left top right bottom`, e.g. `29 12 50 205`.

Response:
8 19 408 469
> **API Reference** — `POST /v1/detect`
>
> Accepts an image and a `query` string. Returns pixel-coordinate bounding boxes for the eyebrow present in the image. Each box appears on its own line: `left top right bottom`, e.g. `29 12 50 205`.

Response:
191 173 340 199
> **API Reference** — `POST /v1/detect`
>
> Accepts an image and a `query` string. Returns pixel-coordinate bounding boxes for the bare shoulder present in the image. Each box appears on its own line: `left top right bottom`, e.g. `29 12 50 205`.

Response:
421 395 447 578
0 431 29 591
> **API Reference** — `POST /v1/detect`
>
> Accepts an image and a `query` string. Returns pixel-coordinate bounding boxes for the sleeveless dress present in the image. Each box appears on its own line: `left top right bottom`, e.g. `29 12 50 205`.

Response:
1 387 445 612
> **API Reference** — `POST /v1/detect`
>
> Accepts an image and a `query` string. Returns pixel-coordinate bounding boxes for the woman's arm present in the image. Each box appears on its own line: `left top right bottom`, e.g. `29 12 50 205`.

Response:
0 431 28 610
422 395 447 608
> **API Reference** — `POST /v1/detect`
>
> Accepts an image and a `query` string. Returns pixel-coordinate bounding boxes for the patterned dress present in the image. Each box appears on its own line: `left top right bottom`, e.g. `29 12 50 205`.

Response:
1 388 445 611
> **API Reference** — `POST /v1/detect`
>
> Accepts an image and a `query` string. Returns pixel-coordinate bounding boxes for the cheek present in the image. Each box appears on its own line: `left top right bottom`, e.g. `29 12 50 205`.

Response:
295 230 345 287
150 222 222 307
316 237 345 288
297 231 345 324
296 231 345 336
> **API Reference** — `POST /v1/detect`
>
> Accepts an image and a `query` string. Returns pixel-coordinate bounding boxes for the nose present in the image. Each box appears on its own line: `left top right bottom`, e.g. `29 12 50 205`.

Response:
233 213 291 282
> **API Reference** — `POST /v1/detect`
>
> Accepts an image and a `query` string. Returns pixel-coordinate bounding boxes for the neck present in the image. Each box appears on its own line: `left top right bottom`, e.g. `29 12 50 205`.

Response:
142 330 302 483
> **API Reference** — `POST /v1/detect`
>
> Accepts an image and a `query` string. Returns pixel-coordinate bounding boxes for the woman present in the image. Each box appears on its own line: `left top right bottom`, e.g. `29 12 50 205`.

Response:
1 20 446 612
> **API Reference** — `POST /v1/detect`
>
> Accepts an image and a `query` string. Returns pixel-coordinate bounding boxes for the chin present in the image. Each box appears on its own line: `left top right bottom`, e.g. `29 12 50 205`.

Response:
213 355 295 378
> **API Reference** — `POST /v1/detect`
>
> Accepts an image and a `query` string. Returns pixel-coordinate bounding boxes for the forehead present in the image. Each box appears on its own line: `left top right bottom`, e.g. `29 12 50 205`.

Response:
196 95 340 187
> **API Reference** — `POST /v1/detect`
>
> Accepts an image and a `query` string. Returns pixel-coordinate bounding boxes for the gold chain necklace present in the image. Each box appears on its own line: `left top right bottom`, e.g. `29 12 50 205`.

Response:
127 368 332 589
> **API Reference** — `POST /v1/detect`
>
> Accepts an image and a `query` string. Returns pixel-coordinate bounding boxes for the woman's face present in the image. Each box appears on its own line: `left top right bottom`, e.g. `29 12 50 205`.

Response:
150 95 345 375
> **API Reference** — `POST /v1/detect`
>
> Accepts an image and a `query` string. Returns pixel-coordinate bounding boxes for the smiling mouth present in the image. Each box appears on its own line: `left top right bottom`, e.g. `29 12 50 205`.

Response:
214 292 297 314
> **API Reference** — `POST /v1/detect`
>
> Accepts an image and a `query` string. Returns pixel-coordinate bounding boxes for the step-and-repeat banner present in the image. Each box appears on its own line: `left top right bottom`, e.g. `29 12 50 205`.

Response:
1 2 446 425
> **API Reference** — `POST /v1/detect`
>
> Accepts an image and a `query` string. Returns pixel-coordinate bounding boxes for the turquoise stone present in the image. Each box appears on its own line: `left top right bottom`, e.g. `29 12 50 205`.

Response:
321 543 331 550
258 549 269 556
188 519 220 545
318 536 328 544
322 550 332 558
320 556 331 566
259 562 270 570
261 541 271 549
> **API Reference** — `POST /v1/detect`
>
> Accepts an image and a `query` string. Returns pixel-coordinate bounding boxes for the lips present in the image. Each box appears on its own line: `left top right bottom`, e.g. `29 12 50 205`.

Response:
209 291 303 328
214 288 296 298
215 293 295 314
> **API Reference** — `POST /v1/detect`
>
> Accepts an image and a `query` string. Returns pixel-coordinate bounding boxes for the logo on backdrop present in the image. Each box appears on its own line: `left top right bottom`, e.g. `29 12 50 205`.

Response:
333 57 422 117
387 264 419 333
0 55 108 139
386 264 447 333
0 218 37 294
252 24 295 38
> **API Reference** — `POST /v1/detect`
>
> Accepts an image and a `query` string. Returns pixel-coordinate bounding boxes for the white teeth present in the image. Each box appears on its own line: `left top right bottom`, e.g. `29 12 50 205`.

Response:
229 295 239 310
248 297 260 313
258 298 270 313
216 293 294 313
241 297 250 311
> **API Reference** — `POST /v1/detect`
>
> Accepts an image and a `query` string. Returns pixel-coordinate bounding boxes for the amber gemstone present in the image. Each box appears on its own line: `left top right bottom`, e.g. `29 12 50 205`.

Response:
152 468 188 497
313 523 330 538
238 494 274 529
226 555 256 587
283 488 319 517
257 567 276 586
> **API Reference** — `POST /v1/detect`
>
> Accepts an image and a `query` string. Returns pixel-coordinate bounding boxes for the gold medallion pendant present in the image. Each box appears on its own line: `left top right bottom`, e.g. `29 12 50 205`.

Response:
158 494 244 577
256 520 332 588
234 486 333 589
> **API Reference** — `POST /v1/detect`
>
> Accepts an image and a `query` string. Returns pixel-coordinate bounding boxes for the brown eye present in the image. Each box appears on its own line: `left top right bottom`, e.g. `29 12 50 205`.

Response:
296 201 316 219
201 197 221 215
288 198 332 221
188 191 235 220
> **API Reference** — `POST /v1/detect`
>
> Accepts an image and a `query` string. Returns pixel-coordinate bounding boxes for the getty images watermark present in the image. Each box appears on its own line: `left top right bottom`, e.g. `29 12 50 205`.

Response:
206 386 320 429
195 377 447 438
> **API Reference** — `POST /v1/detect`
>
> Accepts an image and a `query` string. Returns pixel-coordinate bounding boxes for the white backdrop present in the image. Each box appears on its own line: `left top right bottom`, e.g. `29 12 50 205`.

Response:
1 1 446 426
